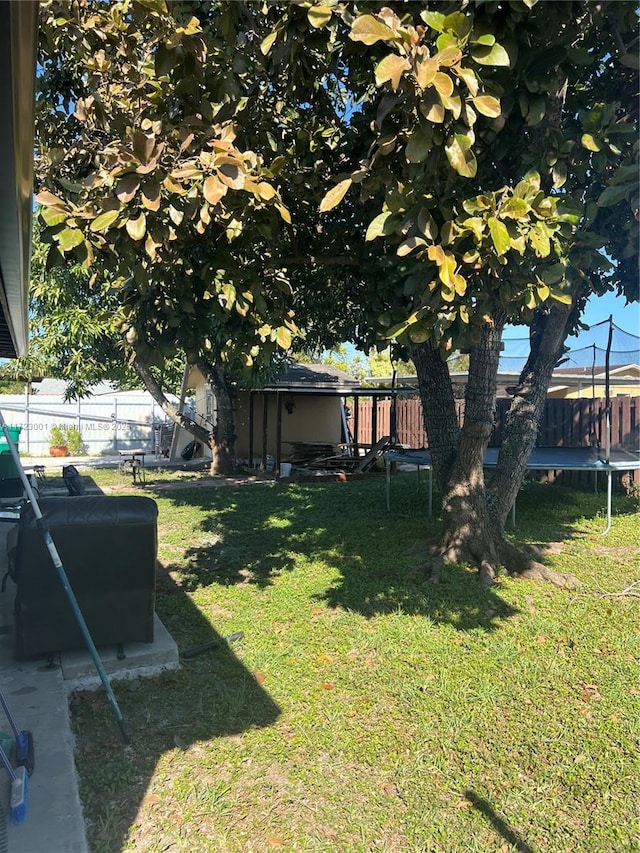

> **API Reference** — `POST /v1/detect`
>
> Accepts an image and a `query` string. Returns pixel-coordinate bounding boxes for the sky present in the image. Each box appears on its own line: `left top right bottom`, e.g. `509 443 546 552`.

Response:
502 290 639 342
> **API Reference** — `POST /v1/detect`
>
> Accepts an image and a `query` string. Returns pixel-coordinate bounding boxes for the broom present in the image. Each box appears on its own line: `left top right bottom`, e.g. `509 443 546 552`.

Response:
0 691 33 776
0 744 27 825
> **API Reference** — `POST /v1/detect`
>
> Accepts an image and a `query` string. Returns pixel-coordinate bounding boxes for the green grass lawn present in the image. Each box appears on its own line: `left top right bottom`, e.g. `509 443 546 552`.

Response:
69 469 639 853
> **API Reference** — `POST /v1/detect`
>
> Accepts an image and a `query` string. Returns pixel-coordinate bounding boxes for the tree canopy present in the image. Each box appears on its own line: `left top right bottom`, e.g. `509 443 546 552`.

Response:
36 1 637 363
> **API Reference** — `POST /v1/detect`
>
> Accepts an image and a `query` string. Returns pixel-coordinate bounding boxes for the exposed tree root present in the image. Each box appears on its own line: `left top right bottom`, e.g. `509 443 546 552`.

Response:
425 535 580 588
510 562 580 588
497 539 580 588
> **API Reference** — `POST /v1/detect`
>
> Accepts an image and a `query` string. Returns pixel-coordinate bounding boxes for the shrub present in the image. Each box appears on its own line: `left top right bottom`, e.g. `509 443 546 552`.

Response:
48 424 86 455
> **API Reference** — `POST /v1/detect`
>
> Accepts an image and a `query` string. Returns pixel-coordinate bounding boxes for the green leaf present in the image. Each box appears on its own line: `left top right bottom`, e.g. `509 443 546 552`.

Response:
460 216 484 241
552 162 567 189
523 95 546 127
375 54 410 89
529 226 551 258
438 252 457 286
155 43 175 77
133 130 155 165
255 182 276 201
89 209 120 233
116 174 141 203
405 128 431 163
597 184 630 207
260 31 277 56
415 56 439 88
539 263 565 285
471 33 495 46
35 190 65 208
439 92 461 119
277 204 292 224
445 135 477 177
308 5 332 29
276 326 292 349
536 283 550 301
419 94 445 124
420 11 445 32
125 212 147 241
319 179 351 212
581 133 601 152
456 66 478 96
417 208 438 240
452 273 466 296
408 325 431 344
488 216 511 255
499 197 530 219
168 205 183 226
350 14 398 45
442 12 471 38
549 289 572 304
56 228 85 251
435 46 463 67
397 236 427 257
472 95 501 118
40 206 67 227
471 42 510 67
433 72 454 98
366 211 393 241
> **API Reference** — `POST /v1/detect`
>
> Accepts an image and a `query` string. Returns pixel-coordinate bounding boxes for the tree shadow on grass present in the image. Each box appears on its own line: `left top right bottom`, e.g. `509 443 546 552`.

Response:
154 479 520 633
70 564 280 853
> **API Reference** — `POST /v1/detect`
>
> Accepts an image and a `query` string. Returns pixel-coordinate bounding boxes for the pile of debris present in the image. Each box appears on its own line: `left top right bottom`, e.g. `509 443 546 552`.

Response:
284 436 393 476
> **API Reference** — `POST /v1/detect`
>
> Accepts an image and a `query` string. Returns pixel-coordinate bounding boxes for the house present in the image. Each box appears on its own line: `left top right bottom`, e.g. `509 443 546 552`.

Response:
547 364 640 399
171 363 361 468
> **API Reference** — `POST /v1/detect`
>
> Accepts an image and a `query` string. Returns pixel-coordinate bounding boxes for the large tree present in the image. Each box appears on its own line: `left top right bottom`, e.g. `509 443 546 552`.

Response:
36 1 637 582
35 0 307 472
262 1 638 584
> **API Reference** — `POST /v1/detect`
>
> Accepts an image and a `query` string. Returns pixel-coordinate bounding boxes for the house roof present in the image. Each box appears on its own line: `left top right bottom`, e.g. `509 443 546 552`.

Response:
553 364 640 377
263 362 360 393
0 1 38 358
31 378 119 396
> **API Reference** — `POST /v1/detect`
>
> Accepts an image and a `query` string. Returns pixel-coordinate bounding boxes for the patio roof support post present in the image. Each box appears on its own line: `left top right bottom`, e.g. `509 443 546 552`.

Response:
390 389 398 445
353 395 360 458
248 391 254 469
261 393 268 471
275 391 283 477
371 394 378 447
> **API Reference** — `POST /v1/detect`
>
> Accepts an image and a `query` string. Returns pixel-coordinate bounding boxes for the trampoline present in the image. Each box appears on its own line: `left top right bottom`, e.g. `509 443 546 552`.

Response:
384 446 640 534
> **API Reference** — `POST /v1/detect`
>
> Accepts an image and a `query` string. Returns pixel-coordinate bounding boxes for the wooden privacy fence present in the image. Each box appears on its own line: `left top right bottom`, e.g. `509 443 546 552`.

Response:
354 396 639 486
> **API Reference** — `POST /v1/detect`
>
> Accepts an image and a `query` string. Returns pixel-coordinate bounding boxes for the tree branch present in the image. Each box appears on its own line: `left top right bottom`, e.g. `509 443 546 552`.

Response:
275 255 360 267
132 356 211 445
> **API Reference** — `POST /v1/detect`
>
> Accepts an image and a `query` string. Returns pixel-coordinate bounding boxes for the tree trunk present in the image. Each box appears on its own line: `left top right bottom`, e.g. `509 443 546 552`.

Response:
488 302 574 525
133 356 211 446
411 308 579 588
195 360 236 475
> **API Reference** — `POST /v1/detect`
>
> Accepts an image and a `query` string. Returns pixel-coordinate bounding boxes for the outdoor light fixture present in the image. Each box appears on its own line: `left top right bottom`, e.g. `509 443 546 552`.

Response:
285 398 295 414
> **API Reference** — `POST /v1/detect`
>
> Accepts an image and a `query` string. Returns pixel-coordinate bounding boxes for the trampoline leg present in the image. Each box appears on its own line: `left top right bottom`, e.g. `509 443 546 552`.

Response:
511 499 516 529
601 471 612 535
427 466 432 518
385 458 391 512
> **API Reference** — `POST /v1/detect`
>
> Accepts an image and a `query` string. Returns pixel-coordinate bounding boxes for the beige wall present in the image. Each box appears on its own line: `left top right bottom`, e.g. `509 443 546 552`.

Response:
235 392 344 461
547 379 640 399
